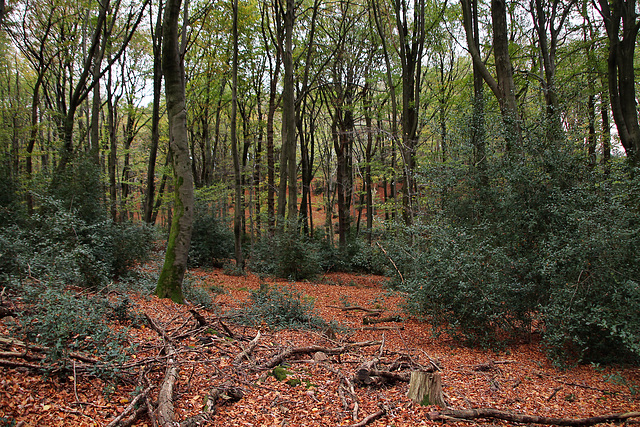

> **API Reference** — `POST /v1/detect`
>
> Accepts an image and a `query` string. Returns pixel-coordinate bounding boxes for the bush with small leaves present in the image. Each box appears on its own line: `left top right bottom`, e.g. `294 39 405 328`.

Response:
250 229 322 280
182 274 214 309
188 208 234 268
237 283 326 330
0 196 156 289
15 289 135 377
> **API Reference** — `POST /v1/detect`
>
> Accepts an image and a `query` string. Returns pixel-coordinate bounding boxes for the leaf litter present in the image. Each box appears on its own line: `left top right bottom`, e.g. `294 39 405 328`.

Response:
1 268 638 426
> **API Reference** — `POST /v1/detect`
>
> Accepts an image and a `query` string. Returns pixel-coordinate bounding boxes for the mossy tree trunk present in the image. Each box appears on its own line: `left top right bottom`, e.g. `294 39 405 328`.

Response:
156 0 194 304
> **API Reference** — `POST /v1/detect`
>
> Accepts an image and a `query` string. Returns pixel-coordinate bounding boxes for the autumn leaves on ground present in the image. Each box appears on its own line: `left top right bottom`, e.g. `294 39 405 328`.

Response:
1 254 639 427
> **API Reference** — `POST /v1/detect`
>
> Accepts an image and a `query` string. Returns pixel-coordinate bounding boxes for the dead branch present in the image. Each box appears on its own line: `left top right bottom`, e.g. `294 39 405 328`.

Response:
328 305 385 315
369 369 411 383
256 341 382 370
363 315 403 325
188 308 208 327
355 358 379 385
106 386 152 427
115 405 147 427
427 409 640 426
0 335 100 364
362 325 404 331
376 242 404 284
144 314 172 342
156 341 179 427
349 405 388 427
233 330 261 365
0 358 42 370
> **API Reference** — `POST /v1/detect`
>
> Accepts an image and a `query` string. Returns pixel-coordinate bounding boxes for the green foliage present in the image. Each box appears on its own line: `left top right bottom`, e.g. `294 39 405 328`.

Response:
15 288 136 377
395 141 640 364
48 157 106 224
236 283 326 329
182 273 214 309
314 232 387 274
250 230 322 280
0 417 16 427
188 206 234 268
0 196 155 289
105 221 157 278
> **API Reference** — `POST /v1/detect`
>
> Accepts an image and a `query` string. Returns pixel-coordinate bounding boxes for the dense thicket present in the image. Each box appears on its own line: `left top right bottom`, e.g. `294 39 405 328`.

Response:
0 0 638 364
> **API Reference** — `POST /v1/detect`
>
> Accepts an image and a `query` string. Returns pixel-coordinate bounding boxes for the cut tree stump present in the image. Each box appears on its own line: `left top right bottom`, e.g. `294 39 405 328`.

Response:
407 371 446 408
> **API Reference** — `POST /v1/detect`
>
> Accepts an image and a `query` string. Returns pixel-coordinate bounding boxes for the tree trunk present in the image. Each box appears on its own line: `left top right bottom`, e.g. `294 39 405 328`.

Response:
278 0 297 226
461 0 523 151
144 1 163 224
231 0 244 270
598 0 640 165
106 65 118 222
156 0 194 304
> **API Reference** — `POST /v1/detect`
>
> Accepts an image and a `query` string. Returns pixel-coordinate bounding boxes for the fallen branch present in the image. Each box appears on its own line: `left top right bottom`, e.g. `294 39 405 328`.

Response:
363 315 403 325
362 325 404 331
427 409 640 426
328 305 385 315
349 405 388 427
234 330 261 365
376 242 404 285
0 335 100 364
106 386 152 427
156 342 179 427
257 341 381 370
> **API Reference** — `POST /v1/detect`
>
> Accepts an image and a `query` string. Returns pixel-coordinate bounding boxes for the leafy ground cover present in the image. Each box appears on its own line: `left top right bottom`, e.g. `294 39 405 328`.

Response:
1 265 639 427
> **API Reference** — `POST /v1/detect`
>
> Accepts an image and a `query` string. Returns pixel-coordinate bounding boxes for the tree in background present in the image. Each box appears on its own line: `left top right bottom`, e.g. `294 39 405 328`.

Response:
597 0 640 166
155 0 194 303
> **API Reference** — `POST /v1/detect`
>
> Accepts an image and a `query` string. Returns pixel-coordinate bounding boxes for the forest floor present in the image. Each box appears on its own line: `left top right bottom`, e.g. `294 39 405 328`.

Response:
1 261 639 427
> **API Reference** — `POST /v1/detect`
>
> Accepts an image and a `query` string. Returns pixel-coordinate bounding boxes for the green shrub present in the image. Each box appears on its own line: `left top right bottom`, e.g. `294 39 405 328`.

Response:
314 232 386 274
188 209 234 267
182 274 213 309
103 221 156 278
250 230 322 280
397 221 538 347
16 288 135 376
0 196 155 289
398 143 640 364
237 283 325 329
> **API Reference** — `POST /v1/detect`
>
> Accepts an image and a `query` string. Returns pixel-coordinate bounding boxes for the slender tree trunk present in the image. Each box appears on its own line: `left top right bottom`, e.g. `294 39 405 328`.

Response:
145 1 164 224
156 0 194 304
461 0 522 151
363 79 375 244
587 93 597 168
470 0 487 186
106 65 118 222
601 92 611 174
231 0 244 270
277 0 297 227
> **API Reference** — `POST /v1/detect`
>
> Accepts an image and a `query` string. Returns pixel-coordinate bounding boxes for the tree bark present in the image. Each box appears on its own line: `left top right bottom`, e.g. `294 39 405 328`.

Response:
407 371 446 408
156 0 194 304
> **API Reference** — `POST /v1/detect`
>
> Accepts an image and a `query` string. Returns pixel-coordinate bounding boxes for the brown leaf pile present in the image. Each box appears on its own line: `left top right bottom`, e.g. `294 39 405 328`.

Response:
1 268 639 427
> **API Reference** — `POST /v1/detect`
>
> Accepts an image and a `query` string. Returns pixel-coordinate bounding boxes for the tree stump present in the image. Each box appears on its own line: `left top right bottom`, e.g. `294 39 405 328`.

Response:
407 371 446 408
